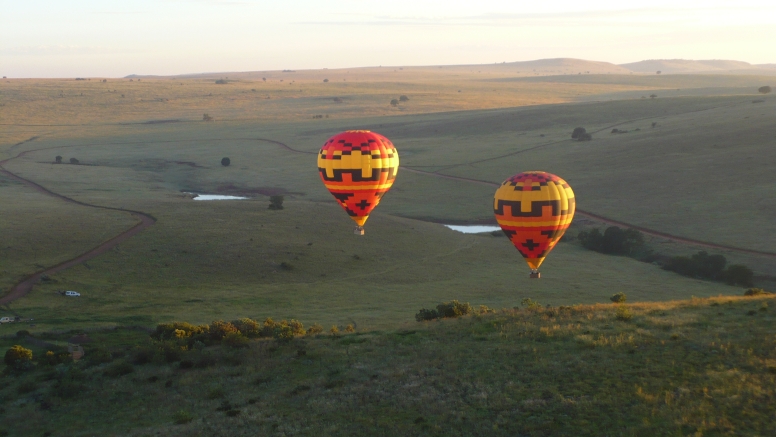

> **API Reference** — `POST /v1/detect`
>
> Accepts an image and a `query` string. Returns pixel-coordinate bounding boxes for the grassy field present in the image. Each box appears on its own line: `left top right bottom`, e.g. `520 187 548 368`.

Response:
1 69 773 333
1 294 774 436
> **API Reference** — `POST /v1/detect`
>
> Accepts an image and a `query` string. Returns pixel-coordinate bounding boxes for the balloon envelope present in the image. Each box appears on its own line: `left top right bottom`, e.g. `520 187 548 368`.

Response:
318 130 399 228
493 171 575 271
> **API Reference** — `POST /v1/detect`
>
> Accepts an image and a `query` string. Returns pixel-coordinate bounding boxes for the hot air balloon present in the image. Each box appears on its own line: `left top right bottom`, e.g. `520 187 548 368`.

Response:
493 171 575 278
318 130 399 235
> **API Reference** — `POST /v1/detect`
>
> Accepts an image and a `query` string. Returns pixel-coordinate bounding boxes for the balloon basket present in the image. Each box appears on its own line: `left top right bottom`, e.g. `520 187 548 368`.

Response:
354 226 365 236
529 271 541 279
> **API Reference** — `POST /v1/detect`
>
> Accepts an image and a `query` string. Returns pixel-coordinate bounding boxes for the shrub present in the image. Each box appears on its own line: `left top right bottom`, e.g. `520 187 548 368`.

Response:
279 261 293 270
330 325 339 336
210 320 239 341
323 78 329 82
16 330 30 338
720 265 754 287
744 288 770 296
571 127 586 139
153 322 208 341
390 99 399 106
269 195 284 210
131 345 156 365
615 306 633 321
222 332 249 348
215 79 228 84
69 158 79 164
333 97 342 103
40 350 71 366
288 319 305 336
4 345 33 370
345 324 355 333
307 323 323 335
436 300 473 318
399 95 409 102
232 318 260 337
203 113 213 121
577 133 592 141
521 298 542 309
610 292 627 303
103 360 134 377
221 157 230 167
651 122 657 128
173 410 194 424
579 226 644 256
650 94 657 99
415 308 439 322
758 85 772 94
55 156 62 163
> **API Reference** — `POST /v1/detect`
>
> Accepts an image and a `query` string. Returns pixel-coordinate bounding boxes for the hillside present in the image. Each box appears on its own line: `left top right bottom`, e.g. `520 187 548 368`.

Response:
1 294 774 436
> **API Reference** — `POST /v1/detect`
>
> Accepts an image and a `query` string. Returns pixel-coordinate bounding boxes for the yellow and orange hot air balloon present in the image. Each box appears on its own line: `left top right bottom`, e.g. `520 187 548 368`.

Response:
318 130 399 234
493 171 575 278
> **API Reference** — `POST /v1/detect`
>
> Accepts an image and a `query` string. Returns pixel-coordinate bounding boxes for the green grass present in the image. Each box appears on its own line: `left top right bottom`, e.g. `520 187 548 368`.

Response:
1 72 773 332
1 294 774 436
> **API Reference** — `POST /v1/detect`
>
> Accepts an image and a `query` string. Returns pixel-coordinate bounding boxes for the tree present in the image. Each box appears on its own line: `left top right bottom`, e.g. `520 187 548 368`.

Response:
390 99 399 106
69 158 79 164
221 157 230 167
656 71 661 75
758 86 772 94
399 95 409 102
323 79 329 83
55 156 62 163
571 127 586 139
720 265 754 287
215 79 227 84
269 195 284 210
203 113 213 122
649 94 657 99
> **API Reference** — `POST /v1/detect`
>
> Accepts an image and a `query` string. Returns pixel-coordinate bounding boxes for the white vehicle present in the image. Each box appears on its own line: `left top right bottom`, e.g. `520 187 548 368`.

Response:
65 291 81 297
0 317 12 324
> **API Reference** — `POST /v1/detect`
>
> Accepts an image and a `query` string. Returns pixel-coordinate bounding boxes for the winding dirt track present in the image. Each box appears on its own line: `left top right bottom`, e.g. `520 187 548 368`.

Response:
0 145 156 306
2 127 773 306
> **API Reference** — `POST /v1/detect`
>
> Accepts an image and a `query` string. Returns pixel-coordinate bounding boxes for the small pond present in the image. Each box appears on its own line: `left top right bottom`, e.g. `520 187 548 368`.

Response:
189 193 248 201
444 225 502 234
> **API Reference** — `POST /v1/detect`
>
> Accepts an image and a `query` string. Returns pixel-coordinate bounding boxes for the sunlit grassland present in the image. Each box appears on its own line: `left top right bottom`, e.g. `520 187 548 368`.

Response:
1 295 774 436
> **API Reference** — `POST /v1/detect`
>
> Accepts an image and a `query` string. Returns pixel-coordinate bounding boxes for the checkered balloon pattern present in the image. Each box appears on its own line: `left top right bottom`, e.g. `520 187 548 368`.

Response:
493 172 575 271
318 131 399 228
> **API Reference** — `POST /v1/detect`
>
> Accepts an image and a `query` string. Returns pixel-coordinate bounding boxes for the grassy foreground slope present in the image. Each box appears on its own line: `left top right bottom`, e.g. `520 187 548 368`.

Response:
1 294 774 436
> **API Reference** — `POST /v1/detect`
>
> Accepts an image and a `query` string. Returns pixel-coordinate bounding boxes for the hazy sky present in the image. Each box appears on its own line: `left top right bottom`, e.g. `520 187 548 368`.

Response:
2 0 774 77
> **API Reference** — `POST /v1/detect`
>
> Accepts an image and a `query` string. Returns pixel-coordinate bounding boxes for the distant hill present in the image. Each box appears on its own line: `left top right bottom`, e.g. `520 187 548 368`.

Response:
620 59 756 74
757 63 776 69
498 58 632 74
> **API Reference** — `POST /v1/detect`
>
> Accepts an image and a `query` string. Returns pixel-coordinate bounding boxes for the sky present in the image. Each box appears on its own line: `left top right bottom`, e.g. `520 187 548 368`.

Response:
1 0 775 78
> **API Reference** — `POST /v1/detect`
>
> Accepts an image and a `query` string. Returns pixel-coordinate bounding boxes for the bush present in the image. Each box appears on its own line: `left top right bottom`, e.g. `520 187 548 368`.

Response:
650 94 657 99
203 113 213 121
215 79 228 84
399 95 409 102
577 133 592 141
69 158 79 164
269 195 284 210
4 345 33 370
615 306 633 321
131 345 157 365
578 227 644 256
323 78 329 83
610 292 627 303
744 288 770 296
55 156 62 163
664 251 727 279
571 127 586 139
436 300 473 318
344 324 355 333
390 99 399 106
306 323 323 335
210 320 239 341
222 332 249 348
758 85 771 94
720 265 754 287
232 318 260 337
103 360 134 377
415 308 438 322
153 322 208 341
40 350 71 366
221 157 230 167
521 298 542 309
